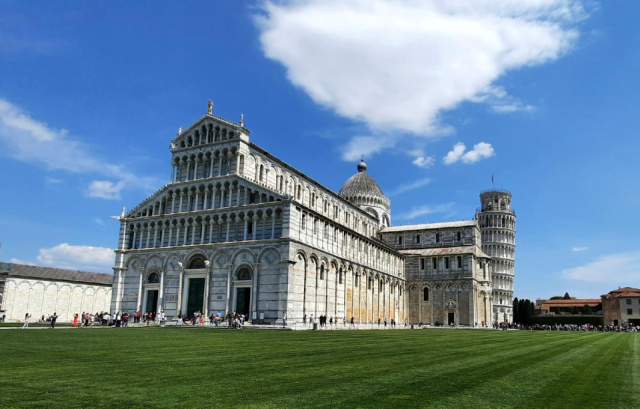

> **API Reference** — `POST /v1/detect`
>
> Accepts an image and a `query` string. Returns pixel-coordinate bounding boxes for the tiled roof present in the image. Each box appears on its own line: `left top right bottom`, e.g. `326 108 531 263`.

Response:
398 246 491 259
382 220 477 232
538 299 601 310
0 262 113 286
602 287 640 298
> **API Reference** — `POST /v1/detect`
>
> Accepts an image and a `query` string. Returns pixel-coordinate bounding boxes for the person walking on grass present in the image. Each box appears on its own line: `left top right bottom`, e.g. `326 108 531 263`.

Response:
22 313 31 329
50 312 58 329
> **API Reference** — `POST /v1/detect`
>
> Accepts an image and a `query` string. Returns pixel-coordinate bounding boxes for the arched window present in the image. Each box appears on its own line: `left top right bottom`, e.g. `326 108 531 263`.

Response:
320 265 324 280
423 288 429 301
147 272 160 283
259 164 264 182
237 268 252 280
188 256 206 269
339 271 343 284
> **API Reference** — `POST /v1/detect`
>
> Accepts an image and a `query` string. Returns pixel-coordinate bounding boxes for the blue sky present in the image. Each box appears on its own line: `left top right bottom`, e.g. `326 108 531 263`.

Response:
1 1 638 301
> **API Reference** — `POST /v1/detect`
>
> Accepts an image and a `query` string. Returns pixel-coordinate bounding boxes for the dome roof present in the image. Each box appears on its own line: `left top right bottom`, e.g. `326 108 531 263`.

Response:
339 159 386 198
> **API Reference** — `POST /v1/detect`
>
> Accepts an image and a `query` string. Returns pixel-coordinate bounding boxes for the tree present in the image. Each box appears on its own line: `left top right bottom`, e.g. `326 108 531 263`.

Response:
582 304 593 315
518 299 526 324
563 292 571 300
523 299 532 326
513 297 519 324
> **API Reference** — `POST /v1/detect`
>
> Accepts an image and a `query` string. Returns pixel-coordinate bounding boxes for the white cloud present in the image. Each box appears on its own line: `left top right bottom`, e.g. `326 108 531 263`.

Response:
256 0 587 154
341 135 395 161
443 142 495 164
94 218 105 226
461 142 495 164
395 203 454 220
389 178 431 196
37 243 114 272
412 156 435 168
561 251 640 283
473 85 536 114
443 142 467 165
572 246 589 252
88 180 126 200
0 98 158 199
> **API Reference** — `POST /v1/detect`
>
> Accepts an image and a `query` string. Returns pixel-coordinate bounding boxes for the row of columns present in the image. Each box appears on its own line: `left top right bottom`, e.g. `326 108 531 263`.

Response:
141 182 274 218
171 151 238 183
347 273 404 324
127 213 280 249
479 214 515 230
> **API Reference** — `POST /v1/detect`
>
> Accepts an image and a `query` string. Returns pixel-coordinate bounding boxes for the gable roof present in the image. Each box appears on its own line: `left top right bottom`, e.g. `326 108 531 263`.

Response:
0 262 113 286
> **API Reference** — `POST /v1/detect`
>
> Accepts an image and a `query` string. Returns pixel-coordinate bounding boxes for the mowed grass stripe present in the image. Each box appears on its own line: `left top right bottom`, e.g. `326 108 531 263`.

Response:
0 329 636 408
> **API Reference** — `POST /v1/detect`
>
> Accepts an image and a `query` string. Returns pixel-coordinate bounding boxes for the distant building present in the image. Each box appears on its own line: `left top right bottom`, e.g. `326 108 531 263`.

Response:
110 103 518 326
601 287 640 326
535 298 602 315
0 262 112 323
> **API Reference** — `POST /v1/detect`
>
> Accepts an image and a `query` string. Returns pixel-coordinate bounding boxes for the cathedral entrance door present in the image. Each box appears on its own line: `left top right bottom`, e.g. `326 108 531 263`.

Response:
145 290 158 315
448 312 455 325
235 287 251 316
186 278 205 319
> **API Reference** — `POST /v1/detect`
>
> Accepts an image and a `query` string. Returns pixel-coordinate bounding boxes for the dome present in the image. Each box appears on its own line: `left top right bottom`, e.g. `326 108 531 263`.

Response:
339 159 385 198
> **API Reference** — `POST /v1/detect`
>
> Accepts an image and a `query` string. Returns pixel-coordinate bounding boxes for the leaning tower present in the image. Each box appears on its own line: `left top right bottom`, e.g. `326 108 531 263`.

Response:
476 190 516 324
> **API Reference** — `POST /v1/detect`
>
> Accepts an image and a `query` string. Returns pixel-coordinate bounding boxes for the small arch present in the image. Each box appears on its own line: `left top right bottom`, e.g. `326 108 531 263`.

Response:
236 267 252 280
187 255 207 269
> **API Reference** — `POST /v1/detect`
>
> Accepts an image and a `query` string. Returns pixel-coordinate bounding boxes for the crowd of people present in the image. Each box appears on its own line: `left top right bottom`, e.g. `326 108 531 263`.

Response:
508 323 639 332
16 311 640 333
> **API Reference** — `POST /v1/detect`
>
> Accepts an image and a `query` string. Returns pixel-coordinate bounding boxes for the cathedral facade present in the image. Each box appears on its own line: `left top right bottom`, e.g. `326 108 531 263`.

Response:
110 104 516 326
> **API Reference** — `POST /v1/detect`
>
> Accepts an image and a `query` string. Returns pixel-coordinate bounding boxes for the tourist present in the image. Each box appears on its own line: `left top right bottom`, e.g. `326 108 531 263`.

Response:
147 312 153 326
50 312 58 329
72 314 79 327
303 314 307 326
283 313 287 327
177 312 183 326
22 313 31 329
160 311 166 327
350 317 355 327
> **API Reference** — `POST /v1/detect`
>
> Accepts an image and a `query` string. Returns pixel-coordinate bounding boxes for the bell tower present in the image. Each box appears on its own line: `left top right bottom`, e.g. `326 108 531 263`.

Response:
476 189 516 324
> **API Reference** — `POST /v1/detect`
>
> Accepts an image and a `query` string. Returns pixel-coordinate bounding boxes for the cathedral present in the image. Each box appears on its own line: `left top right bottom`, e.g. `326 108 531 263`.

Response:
110 103 516 326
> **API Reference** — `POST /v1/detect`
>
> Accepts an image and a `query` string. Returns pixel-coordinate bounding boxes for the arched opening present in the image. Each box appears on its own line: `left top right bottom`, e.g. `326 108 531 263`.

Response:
187 255 206 269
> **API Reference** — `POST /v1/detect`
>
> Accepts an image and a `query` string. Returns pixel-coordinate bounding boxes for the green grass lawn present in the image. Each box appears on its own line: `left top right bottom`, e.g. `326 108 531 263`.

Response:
0 328 638 408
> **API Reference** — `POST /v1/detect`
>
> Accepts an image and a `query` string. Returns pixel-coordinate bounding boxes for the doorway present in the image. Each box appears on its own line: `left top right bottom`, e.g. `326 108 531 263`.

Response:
448 312 455 325
146 290 158 315
235 287 251 316
187 278 205 318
